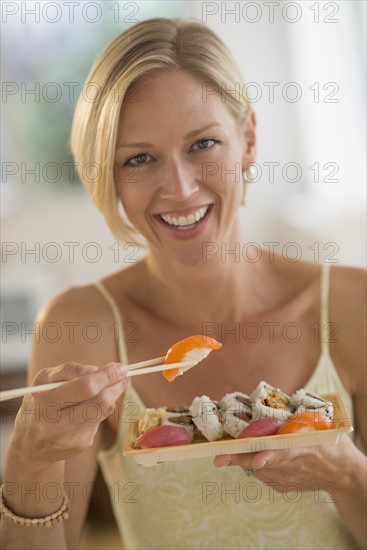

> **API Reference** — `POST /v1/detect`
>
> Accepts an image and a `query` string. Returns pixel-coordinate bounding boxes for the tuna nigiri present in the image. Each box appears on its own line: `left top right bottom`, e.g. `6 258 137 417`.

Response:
163 335 222 382
134 425 193 449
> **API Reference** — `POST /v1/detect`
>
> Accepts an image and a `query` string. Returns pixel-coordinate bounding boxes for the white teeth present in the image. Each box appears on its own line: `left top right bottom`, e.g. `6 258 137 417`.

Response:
160 206 209 227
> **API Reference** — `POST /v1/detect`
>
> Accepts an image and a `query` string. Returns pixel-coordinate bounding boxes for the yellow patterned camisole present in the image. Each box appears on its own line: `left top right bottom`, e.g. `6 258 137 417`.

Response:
94 264 359 550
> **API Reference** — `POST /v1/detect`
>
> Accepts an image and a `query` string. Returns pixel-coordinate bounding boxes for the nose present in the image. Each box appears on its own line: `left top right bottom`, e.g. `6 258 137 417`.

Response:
159 160 200 201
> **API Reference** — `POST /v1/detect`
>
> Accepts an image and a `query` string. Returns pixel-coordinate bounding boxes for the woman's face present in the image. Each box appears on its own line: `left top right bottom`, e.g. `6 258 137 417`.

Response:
114 69 256 265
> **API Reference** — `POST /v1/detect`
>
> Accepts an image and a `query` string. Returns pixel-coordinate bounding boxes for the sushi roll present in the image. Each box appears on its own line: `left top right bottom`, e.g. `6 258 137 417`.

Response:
220 392 252 438
290 389 334 420
250 381 293 421
162 407 196 438
189 395 224 442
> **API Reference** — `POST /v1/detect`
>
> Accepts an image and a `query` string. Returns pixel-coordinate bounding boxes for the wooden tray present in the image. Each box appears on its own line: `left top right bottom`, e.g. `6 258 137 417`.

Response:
123 393 353 467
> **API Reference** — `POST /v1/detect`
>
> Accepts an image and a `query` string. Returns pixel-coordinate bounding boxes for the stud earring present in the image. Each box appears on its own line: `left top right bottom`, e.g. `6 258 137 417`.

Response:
243 165 257 182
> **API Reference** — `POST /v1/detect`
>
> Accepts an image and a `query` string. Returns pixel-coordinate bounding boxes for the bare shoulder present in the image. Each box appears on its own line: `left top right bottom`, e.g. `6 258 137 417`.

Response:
329 264 366 393
29 277 128 385
36 283 111 325
36 260 142 326
329 264 366 339
269 253 321 299
330 263 366 309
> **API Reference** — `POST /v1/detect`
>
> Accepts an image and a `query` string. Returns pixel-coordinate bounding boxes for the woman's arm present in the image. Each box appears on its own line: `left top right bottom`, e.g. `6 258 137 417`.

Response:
1 287 127 550
2 423 103 550
331 266 367 548
331 439 366 550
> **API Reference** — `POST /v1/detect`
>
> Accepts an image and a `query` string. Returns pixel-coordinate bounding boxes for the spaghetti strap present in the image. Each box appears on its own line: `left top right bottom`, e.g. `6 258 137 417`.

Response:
93 281 136 448
320 263 331 356
93 281 129 365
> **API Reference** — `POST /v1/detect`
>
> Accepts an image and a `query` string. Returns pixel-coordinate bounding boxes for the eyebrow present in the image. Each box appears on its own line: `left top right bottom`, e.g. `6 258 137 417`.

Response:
116 123 223 150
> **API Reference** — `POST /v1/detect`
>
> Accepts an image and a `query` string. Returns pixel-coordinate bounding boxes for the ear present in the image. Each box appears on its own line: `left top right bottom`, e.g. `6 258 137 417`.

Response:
241 108 257 168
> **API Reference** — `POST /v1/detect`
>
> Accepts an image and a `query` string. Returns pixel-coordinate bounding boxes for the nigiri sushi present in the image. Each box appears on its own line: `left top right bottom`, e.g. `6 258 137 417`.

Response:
237 418 284 438
134 425 193 449
163 335 222 382
162 407 196 438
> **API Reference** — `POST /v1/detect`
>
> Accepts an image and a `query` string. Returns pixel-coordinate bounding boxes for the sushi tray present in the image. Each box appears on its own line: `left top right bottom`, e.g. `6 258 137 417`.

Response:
123 392 353 467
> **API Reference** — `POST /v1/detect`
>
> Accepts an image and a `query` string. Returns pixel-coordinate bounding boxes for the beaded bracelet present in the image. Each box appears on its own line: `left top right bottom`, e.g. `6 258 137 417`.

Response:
0 484 70 527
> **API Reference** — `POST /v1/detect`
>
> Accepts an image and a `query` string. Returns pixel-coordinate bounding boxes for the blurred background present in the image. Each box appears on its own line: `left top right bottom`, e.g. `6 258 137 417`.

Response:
1 0 366 547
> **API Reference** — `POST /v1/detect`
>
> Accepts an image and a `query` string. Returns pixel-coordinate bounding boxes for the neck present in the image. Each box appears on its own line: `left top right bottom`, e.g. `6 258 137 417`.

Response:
143 231 271 329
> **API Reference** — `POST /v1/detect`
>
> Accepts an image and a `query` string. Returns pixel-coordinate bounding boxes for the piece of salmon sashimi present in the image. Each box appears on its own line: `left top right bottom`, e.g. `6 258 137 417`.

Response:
163 335 222 382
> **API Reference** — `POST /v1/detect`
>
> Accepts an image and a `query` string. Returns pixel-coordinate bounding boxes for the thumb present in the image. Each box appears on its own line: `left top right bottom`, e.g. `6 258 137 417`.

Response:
252 450 274 469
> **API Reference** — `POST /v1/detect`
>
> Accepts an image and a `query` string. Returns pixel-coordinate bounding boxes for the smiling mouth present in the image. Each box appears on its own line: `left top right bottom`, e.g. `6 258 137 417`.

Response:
157 205 211 231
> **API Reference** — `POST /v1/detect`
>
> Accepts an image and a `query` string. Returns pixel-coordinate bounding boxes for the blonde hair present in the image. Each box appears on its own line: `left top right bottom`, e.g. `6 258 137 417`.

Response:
70 17 250 244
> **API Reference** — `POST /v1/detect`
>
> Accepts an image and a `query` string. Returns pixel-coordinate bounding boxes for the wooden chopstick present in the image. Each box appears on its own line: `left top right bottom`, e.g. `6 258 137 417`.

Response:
126 356 165 371
0 360 197 402
0 383 65 402
127 360 196 377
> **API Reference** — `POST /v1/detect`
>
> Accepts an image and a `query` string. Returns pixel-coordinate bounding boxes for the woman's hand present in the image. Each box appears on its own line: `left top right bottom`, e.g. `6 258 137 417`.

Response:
1 362 128 549
214 436 358 492
10 361 129 473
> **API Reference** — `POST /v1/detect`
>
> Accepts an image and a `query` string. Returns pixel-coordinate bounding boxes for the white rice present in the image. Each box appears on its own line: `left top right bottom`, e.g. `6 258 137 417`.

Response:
251 382 292 422
290 389 334 419
220 392 252 438
189 395 223 441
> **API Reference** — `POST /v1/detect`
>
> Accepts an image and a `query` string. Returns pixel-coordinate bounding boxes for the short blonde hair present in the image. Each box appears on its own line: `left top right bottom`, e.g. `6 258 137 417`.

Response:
70 17 249 244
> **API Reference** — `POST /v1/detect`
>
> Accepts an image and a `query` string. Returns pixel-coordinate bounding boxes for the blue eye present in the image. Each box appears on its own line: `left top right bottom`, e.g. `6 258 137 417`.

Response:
124 153 151 167
192 138 219 151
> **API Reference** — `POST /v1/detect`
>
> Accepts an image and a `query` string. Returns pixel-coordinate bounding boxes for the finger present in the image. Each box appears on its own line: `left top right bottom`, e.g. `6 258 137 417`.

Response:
34 377 128 433
36 362 128 406
251 448 303 470
33 363 99 385
53 363 128 404
251 450 275 470
213 452 258 469
61 375 128 416
213 455 232 468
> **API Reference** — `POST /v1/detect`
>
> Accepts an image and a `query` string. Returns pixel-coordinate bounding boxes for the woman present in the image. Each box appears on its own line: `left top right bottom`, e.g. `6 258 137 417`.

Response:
1 17 366 550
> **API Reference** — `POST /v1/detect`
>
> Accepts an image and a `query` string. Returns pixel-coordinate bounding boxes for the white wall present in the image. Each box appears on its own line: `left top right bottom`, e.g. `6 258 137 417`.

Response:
1 1 366 370
190 0 366 267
